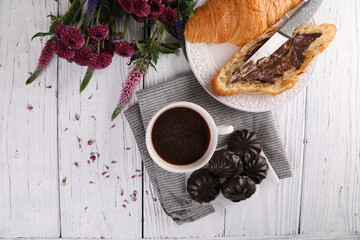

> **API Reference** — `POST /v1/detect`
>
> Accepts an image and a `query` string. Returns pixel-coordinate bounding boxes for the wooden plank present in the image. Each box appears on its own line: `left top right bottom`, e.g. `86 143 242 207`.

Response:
57 2 143 238
142 53 226 238
224 92 306 237
300 0 360 234
0 0 60 237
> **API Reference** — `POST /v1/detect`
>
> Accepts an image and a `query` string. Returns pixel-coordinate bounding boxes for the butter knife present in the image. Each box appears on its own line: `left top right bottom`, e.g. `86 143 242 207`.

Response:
228 0 323 84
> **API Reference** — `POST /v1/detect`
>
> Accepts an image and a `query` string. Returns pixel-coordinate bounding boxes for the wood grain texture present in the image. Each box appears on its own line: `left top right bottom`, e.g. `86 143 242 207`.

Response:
300 0 360 234
0 0 60 237
224 92 307 237
57 2 143 238
142 53 226 238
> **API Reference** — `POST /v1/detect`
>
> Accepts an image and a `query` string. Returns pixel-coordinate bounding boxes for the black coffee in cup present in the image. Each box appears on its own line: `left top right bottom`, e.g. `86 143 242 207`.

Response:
151 107 211 165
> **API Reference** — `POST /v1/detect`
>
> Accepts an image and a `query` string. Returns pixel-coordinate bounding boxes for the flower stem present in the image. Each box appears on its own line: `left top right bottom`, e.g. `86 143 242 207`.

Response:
77 14 85 29
123 14 130 41
96 5 102 24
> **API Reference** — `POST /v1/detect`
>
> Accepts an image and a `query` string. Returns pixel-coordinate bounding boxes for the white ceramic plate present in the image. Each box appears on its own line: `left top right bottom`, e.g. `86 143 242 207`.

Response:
186 1 316 112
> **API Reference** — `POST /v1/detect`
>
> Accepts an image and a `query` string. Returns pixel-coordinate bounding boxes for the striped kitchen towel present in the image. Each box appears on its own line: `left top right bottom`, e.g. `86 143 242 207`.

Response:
124 74 291 224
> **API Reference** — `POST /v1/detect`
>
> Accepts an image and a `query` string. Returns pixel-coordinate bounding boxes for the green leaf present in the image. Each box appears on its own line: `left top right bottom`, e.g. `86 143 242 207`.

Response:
31 32 53 41
161 42 181 50
157 44 177 54
163 25 178 39
80 67 95 93
160 28 167 42
148 61 157 72
135 41 146 53
111 105 124 121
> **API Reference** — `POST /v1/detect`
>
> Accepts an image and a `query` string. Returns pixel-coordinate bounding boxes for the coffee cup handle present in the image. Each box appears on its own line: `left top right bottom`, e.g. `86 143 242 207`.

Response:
216 125 234 135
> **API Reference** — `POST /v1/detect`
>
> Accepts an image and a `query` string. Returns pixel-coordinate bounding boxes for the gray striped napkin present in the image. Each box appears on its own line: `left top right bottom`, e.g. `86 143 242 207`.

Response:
124 74 292 224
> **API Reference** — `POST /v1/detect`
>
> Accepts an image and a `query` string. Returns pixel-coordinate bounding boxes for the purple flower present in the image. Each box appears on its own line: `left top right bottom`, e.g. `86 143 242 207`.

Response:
118 0 132 13
85 0 100 25
55 24 66 39
102 45 115 56
88 23 109 40
89 53 113 69
159 7 178 25
60 26 85 49
26 39 54 85
147 0 165 20
115 41 135 57
131 0 150 17
73 47 93 66
53 40 75 60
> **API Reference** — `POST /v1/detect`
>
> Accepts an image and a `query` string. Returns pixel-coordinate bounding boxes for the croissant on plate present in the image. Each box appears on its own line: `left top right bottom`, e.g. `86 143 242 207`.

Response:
184 0 303 46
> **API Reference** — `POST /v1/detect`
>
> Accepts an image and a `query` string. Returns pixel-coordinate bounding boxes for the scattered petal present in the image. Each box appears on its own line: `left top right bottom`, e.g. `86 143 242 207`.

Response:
90 155 96 162
145 190 149 195
126 147 132 150
28 72 33 75
89 181 95 184
88 94 93 99
61 177 67 186
76 136 81 142
152 197 157 202
105 175 110 179
63 127 68 132
75 113 80 121
121 188 124 196
85 206 88 212
91 115 96 120
102 171 109 176
88 140 95 145
122 204 126 209
133 190 138 195
124 199 129 204
96 152 100 158
130 194 137 202
55 91 58 98
46 85 52 88
87 160 91 165
104 164 110 170
135 169 142 173
138 174 143 178
27 104 33 111
129 213 131 217
110 124 116 129
141 219 144 223
74 162 80 168
111 161 118 164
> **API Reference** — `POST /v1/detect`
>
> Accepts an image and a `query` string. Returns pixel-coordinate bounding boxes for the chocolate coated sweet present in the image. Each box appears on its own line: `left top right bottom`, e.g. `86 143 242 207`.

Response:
187 169 221 203
221 176 256 202
228 129 261 158
229 33 322 84
208 149 243 178
243 155 269 184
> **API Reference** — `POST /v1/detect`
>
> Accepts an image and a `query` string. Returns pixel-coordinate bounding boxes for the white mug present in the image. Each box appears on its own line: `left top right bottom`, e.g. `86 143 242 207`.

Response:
145 102 234 173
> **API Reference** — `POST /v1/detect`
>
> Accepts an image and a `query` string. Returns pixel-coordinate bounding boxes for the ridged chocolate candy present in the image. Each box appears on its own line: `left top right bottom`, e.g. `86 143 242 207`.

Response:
221 176 256 202
228 129 261 157
243 155 269 184
187 169 221 203
208 149 243 178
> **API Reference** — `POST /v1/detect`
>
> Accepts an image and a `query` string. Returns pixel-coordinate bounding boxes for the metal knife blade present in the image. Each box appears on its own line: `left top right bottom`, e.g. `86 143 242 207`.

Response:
228 0 323 84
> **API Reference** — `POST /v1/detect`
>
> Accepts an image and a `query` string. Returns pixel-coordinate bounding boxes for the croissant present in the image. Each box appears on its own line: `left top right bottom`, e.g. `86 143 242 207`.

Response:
184 0 303 46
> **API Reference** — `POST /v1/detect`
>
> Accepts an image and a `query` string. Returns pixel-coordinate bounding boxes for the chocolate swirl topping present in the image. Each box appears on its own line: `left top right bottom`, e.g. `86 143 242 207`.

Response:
208 149 243 178
187 169 221 203
221 176 256 202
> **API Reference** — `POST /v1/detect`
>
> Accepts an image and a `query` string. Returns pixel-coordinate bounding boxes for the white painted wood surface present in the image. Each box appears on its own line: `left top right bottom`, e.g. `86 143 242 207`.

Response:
0 0 359 239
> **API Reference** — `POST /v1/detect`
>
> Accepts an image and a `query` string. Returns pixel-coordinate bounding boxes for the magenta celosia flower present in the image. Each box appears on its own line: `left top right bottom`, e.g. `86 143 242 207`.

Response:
112 64 146 120
53 40 76 60
88 23 109 40
73 47 93 66
132 14 145 23
118 0 132 13
60 26 85 49
147 0 165 20
55 24 66 39
115 41 135 57
159 7 178 25
131 0 150 17
89 53 113 69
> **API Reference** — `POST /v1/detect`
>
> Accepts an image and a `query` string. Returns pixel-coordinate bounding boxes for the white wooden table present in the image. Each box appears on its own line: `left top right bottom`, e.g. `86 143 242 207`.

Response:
0 0 359 239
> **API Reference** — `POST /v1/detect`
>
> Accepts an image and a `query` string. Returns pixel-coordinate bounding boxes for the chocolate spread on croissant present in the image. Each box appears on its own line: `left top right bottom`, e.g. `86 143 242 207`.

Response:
229 33 322 85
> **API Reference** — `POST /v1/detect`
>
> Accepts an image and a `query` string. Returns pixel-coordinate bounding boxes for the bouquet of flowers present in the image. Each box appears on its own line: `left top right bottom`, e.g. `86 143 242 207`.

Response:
27 0 194 120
